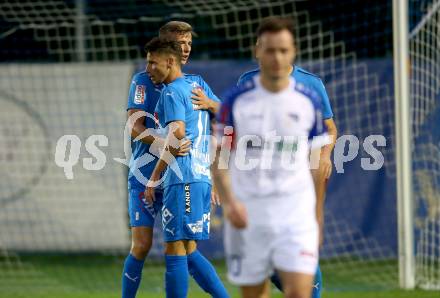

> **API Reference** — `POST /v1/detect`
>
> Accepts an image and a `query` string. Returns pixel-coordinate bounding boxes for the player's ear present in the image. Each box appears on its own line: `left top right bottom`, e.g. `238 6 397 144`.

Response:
166 56 174 69
254 49 260 61
254 38 260 59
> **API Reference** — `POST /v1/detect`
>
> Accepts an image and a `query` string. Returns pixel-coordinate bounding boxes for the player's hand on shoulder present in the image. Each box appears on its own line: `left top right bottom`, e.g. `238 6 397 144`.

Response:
191 88 218 112
191 87 209 109
177 138 191 156
225 200 248 229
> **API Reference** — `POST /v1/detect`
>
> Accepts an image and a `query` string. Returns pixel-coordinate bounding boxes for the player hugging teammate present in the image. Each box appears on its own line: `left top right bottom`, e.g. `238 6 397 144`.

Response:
122 22 228 298
122 16 336 298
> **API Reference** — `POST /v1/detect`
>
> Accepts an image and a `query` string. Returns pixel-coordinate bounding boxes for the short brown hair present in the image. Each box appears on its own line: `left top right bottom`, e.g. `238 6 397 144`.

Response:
256 16 296 41
159 21 197 38
144 37 182 64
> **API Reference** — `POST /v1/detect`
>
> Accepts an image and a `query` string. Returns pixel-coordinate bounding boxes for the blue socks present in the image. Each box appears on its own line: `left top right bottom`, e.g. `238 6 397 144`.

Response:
312 265 322 298
165 255 189 298
270 265 322 298
122 254 144 298
187 250 229 298
123 251 228 298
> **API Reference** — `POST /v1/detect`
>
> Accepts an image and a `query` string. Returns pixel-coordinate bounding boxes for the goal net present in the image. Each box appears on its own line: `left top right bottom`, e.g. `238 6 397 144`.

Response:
409 0 440 290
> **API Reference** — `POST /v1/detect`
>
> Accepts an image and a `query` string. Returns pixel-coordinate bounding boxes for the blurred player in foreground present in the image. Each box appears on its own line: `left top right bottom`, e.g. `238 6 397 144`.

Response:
144 37 228 298
237 22 338 298
122 22 225 298
212 17 330 298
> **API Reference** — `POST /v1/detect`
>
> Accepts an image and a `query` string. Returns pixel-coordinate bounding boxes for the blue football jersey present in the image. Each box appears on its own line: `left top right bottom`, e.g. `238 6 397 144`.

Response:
127 72 219 189
185 73 221 104
237 65 334 120
155 76 212 188
126 71 164 189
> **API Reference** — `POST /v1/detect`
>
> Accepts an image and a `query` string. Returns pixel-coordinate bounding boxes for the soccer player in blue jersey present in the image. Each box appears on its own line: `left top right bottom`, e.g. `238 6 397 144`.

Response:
144 37 228 298
236 20 338 298
122 22 226 298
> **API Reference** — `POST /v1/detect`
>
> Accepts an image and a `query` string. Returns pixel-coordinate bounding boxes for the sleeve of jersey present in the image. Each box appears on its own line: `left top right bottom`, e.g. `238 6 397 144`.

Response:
309 96 331 149
162 87 186 125
236 73 249 87
126 75 148 111
313 79 334 120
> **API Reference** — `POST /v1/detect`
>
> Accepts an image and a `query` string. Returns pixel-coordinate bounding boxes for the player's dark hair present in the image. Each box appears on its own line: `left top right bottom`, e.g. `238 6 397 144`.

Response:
159 21 197 38
256 16 296 45
144 37 183 64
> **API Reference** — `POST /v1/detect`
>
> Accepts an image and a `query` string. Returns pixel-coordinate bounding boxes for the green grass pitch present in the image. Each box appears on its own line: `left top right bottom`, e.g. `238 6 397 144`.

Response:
0 255 438 298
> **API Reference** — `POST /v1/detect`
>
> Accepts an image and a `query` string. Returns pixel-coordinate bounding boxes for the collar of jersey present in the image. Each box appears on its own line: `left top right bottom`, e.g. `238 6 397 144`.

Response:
167 76 186 86
253 74 296 96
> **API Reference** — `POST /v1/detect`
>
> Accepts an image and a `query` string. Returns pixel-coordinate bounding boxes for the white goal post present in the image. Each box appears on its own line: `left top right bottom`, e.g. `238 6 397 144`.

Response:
392 0 415 289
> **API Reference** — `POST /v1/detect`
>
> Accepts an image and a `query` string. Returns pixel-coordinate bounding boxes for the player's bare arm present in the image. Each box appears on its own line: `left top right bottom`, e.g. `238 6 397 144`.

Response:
211 143 248 229
127 109 159 144
311 117 337 246
209 120 221 206
320 118 338 179
145 120 185 204
127 109 191 156
191 88 220 114
210 187 221 206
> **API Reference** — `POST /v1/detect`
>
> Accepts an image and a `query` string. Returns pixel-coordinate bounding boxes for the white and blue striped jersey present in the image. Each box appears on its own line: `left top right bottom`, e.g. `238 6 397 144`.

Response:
217 75 330 224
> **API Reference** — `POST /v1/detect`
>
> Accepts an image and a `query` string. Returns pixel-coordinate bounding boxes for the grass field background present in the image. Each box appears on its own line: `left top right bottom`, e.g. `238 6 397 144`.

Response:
1 255 439 298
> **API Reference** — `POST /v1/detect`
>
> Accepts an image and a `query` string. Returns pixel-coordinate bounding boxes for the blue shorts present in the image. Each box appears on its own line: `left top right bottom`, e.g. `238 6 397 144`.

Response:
128 187 163 227
162 182 211 242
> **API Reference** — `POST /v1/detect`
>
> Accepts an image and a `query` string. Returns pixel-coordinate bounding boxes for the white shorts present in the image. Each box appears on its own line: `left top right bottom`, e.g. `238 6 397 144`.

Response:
224 220 318 285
